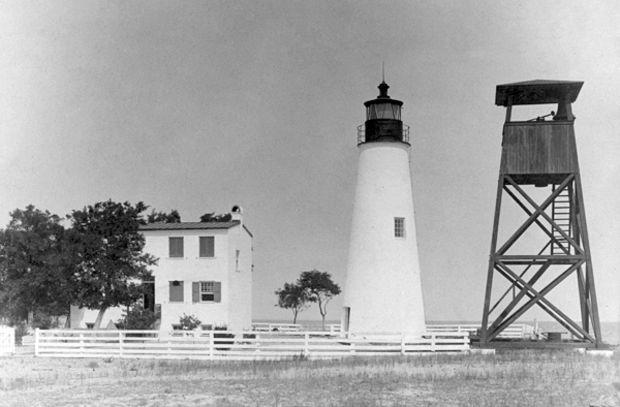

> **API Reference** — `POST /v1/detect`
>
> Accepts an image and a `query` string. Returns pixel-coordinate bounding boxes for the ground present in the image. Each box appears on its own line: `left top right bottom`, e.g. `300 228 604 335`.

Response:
0 350 618 406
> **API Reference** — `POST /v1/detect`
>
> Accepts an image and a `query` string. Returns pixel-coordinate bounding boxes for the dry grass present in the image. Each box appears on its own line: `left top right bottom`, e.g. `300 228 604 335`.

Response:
0 350 618 406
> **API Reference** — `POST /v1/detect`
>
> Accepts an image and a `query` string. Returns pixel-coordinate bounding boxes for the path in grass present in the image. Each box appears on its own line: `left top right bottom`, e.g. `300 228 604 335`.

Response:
0 351 618 406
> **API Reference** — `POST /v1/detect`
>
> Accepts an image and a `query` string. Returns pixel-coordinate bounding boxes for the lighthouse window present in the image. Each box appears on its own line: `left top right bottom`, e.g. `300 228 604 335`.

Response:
394 217 405 238
367 103 401 120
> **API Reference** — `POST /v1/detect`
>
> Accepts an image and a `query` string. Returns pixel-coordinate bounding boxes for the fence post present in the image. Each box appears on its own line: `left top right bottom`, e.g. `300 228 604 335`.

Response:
34 328 39 357
400 333 405 355
209 330 214 360
119 331 124 358
431 334 436 352
304 332 309 358
79 332 84 356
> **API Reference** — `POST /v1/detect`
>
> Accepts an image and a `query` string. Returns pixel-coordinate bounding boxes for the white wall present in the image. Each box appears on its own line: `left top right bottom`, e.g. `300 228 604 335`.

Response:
343 142 426 335
69 305 124 329
226 225 253 331
144 225 252 332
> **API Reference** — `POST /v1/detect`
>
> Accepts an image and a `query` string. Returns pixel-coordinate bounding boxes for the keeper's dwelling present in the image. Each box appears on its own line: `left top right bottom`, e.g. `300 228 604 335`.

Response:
70 207 253 332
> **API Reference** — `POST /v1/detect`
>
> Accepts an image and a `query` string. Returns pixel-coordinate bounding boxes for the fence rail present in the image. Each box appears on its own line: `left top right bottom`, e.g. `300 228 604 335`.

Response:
35 329 469 360
262 322 538 339
0 326 15 356
426 323 538 339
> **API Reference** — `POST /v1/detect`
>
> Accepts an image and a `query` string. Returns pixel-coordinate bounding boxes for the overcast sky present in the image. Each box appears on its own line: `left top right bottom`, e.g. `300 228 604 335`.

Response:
1 1 619 324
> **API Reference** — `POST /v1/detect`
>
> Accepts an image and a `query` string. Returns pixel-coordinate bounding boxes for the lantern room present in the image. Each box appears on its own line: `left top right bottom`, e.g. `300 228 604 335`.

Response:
358 81 409 145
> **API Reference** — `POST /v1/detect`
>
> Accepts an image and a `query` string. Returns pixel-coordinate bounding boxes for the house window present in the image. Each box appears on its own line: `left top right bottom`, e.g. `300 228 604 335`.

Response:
199 236 215 257
192 281 221 303
200 281 215 302
169 237 184 258
394 217 405 238
169 280 184 302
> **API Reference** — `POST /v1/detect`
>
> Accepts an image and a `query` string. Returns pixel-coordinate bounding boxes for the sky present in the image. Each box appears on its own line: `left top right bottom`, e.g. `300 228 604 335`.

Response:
1 0 619 324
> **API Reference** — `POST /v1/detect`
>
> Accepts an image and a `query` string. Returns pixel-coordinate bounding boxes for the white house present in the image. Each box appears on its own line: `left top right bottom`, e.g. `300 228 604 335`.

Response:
70 207 253 332
141 208 253 332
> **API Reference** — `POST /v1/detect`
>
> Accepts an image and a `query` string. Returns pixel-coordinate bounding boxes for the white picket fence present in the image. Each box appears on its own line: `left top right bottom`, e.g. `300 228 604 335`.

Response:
265 322 537 339
35 329 470 360
251 322 342 334
426 323 538 339
0 326 16 356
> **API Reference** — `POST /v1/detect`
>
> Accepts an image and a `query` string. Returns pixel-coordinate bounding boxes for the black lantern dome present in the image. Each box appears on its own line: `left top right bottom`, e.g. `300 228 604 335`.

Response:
358 81 408 145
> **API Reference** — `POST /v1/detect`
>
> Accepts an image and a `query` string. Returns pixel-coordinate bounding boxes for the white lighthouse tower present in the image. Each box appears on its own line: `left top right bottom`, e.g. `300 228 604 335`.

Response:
342 80 426 336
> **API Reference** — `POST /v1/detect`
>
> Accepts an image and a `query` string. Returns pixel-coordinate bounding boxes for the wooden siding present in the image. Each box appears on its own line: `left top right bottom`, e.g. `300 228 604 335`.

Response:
501 122 578 176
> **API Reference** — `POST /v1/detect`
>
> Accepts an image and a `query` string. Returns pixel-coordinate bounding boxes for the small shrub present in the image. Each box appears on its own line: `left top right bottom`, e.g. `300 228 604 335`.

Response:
87 361 99 369
178 314 201 330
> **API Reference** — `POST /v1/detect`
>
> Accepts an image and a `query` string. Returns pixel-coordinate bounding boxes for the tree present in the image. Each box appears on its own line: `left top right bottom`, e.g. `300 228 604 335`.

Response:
275 282 310 324
199 213 232 222
146 209 181 224
0 205 72 326
298 270 341 330
68 200 157 329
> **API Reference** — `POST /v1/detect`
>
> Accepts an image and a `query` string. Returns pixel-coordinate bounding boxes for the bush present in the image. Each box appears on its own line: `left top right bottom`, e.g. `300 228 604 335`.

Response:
178 314 201 330
31 312 54 329
116 307 158 330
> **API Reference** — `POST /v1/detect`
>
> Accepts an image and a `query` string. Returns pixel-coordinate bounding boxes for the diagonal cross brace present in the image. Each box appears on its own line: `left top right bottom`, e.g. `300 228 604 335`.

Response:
492 260 594 342
502 186 571 255
486 263 550 340
504 176 584 255
497 175 574 255
489 241 552 315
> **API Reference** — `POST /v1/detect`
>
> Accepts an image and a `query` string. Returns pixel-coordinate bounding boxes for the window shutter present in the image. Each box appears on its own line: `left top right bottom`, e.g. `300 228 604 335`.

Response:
169 237 184 257
214 281 221 303
169 281 184 302
199 236 215 257
192 282 200 303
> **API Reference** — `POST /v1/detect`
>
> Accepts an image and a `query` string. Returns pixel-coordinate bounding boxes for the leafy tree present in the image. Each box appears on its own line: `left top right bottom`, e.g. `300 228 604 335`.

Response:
298 270 341 330
68 200 157 329
199 213 232 222
178 313 201 330
146 209 181 224
116 306 158 330
0 205 72 326
275 282 310 324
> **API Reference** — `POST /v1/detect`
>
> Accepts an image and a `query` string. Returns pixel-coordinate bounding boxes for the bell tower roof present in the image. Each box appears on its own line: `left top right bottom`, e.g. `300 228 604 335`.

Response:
495 80 583 106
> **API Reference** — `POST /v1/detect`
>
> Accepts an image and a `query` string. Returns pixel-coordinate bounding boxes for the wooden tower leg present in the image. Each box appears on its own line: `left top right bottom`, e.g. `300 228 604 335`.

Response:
573 173 603 347
481 175 505 344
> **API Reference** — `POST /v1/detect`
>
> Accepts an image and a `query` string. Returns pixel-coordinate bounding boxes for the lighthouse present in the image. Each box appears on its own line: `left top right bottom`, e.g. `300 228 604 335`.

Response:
342 80 426 336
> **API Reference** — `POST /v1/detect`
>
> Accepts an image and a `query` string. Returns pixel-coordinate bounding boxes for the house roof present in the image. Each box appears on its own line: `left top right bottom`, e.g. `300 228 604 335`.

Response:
140 221 241 231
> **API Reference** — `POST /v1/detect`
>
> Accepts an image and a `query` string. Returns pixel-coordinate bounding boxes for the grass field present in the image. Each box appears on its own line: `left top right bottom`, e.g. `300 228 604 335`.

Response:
0 350 618 407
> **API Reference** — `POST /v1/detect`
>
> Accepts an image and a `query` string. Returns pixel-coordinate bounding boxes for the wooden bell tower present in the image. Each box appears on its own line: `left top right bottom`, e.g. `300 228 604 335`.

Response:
480 80 604 348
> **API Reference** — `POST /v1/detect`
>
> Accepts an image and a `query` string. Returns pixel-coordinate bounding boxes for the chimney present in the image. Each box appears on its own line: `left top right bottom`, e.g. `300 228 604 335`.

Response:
230 205 243 225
